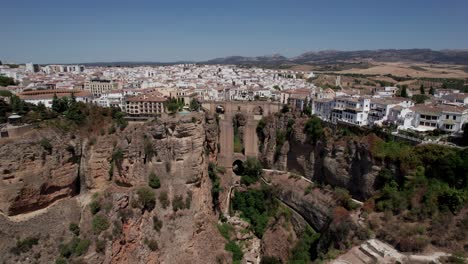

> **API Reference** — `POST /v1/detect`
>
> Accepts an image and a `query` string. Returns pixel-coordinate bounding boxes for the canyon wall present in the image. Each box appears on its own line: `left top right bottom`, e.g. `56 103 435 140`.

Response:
258 114 388 200
0 113 228 264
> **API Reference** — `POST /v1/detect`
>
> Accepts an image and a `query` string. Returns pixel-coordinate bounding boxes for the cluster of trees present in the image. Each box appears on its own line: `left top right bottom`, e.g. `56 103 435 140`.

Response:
208 162 223 212
52 94 86 124
0 76 16 87
239 157 263 185
232 187 278 237
304 116 324 145
166 98 184 114
372 141 468 216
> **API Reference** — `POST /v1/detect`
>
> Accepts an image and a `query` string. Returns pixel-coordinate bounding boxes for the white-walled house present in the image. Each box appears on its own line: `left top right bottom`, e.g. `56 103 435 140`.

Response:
18 89 92 107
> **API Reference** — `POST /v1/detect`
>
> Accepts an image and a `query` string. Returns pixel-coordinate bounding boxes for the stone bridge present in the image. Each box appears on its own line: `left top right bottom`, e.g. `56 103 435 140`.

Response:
202 101 281 169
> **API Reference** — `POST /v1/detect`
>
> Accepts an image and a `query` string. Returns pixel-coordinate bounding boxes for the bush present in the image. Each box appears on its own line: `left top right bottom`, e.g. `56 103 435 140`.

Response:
208 162 223 211
148 172 161 189
112 147 124 167
240 157 263 185
74 239 90 256
225 241 243 262
137 187 156 212
304 116 323 145
158 191 170 209
217 223 234 240
172 195 185 212
39 138 53 154
153 215 163 232
55 258 67 264
289 227 320 263
145 238 158 251
95 239 106 253
11 237 39 255
89 200 101 215
232 187 277 237
69 223 80 236
92 215 110 234
107 126 116 134
59 237 90 258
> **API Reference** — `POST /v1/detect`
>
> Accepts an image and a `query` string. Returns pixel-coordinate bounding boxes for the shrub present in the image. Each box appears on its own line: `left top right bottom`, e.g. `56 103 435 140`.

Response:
158 191 170 209
172 195 185 212
107 125 116 134
69 223 80 236
225 241 243 262
112 147 124 167
153 215 163 232
137 187 156 212
39 138 53 154
74 239 90 256
11 237 39 255
95 239 106 253
304 116 323 145
208 162 222 211
289 227 320 263
145 238 158 251
92 215 110 234
55 258 67 264
89 200 101 215
148 172 161 189
217 223 234 240
240 157 263 185
232 187 278 237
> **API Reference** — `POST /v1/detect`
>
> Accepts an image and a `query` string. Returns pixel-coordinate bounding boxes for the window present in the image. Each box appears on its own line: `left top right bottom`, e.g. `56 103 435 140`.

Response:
453 116 456 120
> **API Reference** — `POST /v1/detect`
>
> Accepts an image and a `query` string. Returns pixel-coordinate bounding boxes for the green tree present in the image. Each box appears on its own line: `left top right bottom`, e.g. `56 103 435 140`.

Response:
304 116 324 145
400 85 409 98
462 123 468 146
420 84 425 95
224 241 243 262
137 187 156 212
148 172 161 189
429 86 436 95
189 99 200 111
92 215 110 234
240 157 263 185
0 76 16 86
166 98 180 114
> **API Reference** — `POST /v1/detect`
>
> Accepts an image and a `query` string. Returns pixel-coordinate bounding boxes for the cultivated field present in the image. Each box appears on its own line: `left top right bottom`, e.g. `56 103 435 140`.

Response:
335 62 468 79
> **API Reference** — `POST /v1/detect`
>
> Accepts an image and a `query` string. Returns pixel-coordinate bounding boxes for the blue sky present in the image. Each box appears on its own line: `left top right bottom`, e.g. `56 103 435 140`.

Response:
1 0 468 63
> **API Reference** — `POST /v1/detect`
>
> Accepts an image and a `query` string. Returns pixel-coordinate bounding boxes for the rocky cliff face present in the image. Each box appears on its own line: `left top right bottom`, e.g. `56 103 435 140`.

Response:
0 113 226 264
0 130 81 216
258 114 386 200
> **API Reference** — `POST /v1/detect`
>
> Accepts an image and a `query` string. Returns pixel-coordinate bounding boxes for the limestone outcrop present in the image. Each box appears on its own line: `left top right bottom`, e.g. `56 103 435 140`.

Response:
258 114 386 200
0 113 227 264
0 129 81 216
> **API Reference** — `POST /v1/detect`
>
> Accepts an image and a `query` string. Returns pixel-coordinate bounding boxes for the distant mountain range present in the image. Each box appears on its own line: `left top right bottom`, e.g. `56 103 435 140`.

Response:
203 49 468 65
74 49 468 66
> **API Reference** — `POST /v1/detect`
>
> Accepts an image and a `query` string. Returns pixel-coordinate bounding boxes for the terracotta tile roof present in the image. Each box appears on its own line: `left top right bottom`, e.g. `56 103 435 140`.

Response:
18 89 92 100
126 92 167 103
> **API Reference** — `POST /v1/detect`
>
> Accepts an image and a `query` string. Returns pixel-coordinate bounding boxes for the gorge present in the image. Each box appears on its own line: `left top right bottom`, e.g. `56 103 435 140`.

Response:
0 105 466 264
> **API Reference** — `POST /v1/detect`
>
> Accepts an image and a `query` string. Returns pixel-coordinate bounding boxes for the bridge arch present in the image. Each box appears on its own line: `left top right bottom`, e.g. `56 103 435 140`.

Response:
232 160 244 175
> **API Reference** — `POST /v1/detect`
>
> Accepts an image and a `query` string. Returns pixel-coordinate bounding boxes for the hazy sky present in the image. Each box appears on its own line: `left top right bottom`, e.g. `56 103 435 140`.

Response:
2 0 468 63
